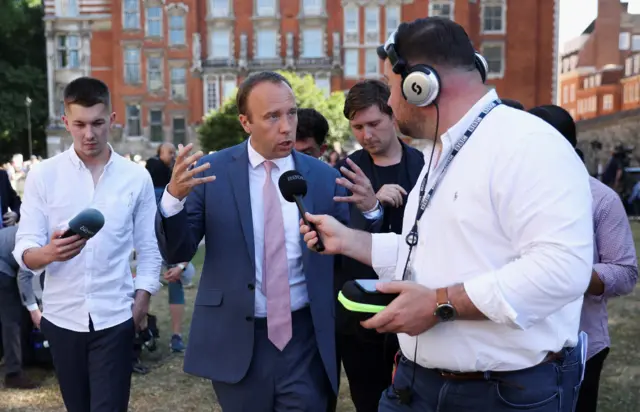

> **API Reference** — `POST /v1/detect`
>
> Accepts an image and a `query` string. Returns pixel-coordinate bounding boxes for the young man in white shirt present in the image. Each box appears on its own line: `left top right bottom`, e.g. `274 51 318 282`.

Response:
13 77 162 412
300 17 593 411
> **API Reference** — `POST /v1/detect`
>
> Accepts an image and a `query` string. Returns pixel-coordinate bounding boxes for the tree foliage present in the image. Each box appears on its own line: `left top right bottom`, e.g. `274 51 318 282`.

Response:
198 71 350 153
0 0 48 162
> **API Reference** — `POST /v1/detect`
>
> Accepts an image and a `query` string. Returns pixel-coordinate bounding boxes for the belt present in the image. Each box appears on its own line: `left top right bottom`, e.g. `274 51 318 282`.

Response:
435 351 565 381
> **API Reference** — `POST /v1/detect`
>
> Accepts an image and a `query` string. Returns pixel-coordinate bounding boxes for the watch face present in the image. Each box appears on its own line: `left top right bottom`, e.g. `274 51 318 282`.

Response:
436 304 456 321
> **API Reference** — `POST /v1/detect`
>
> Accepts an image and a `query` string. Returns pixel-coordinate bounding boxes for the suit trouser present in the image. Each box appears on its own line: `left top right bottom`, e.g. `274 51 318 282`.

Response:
379 345 583 412
575 347 609 412
212 307 333 412
40 316 135 412
0 273 23 375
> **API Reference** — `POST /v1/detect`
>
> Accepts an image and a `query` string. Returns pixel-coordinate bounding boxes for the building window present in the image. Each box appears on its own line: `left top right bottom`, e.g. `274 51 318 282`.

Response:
385 6 400 38
481 0 505 34
603 94 613 111
210 29 230 58
123 0 140 29
126 104 142 137
620 32 631 50
344 6 359 45
256 0 275 17
169 15 186 45
57 35 80 69
222 78 237 104
315 76 330 96
583 78 588 89
365 49 378 76
256 29 277 58
365 7 379 44
634 55 640 74
562 86 568 104
172 117 187 145
626 58 633 76
210 0 229 17
147 56 163 91
205 77 219 113
145 4 163 37
124 48 141 83
149 110 163 142
302 29 323 58
481 42 504 78
570 84 575 102
303 0 322 15
429 0 453 19
344 49 358 77
635 83 639 101
171 67 187 100
59 0 78 16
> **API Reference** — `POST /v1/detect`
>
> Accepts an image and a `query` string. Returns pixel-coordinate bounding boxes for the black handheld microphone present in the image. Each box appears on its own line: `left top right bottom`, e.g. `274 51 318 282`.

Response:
278 170 325 252
60 208 106 239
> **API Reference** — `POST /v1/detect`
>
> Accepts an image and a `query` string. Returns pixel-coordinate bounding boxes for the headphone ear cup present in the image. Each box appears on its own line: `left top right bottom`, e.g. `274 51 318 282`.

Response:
474 52 488 83
402 65 440 107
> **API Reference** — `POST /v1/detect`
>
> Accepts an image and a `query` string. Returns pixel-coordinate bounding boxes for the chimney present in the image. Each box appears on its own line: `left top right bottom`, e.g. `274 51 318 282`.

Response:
595 0 623 68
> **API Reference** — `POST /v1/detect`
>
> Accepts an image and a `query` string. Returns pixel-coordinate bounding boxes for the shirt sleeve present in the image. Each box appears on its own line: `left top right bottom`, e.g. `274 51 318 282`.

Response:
464 132 594 330
159 186 186 218
132 173 163 295
592 190 638 299
17 269 38 310
371 232 401 281
362 201 383 221
12 166 50 275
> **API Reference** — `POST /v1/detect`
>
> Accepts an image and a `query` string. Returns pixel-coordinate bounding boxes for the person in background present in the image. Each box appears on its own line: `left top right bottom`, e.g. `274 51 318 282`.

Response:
146 143 176 204
0 225 38 389
295 108 329 159
12 77 162 412
0 167 21 226
327 150 341 167
528 104 639 412
332 79 424 412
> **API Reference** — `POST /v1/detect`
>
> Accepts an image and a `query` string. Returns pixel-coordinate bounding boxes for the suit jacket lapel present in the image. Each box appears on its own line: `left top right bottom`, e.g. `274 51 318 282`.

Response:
228 142 256 270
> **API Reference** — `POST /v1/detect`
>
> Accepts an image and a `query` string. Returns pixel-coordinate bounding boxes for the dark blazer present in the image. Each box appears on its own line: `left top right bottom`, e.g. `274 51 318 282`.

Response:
0 169 21 221
334 140 424 335
155 141 350 393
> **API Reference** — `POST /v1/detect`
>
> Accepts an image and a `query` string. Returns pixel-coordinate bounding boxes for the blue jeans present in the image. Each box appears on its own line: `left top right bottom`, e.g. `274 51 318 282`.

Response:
379 345 584 412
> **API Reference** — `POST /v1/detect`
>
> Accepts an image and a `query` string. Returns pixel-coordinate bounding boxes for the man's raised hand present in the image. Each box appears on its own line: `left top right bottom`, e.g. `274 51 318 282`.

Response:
167 143 216 200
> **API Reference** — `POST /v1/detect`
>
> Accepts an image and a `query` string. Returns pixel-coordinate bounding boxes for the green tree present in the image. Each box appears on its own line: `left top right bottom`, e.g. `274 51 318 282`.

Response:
198 71 350 153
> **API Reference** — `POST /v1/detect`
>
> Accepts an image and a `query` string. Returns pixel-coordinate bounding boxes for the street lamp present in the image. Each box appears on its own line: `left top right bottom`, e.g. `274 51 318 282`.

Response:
25 96 32 157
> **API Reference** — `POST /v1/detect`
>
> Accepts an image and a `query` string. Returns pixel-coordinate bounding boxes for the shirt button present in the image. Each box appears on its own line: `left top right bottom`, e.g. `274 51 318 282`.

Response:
247 283 255 291
245 315 254 322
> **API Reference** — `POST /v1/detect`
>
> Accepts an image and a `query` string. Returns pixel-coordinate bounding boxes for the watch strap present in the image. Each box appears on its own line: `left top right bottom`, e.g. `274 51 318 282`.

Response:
435 287 449 305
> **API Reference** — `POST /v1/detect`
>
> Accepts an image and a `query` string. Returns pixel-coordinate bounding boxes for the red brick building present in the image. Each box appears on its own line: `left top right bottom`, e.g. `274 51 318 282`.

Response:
558 0 640 121
43 0 558 157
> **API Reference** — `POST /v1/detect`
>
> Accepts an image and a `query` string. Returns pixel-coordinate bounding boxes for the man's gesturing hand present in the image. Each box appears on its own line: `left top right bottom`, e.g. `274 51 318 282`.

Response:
334 158 378 213
299 213 349 255
167 143 216 200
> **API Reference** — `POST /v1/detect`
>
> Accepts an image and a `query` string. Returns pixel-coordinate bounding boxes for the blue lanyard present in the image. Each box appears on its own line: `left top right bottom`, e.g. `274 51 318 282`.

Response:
402 99 501 277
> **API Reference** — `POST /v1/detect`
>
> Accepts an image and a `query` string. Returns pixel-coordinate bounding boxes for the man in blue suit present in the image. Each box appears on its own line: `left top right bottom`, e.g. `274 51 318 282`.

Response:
155 71 382 411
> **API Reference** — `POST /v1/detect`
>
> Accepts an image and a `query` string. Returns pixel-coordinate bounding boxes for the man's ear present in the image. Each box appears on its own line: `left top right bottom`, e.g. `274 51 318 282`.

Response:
238 114 252 134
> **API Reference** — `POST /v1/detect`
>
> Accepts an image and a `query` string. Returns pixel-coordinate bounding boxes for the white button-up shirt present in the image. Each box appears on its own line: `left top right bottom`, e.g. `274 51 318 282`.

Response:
372 90 594 372
13 145 162 332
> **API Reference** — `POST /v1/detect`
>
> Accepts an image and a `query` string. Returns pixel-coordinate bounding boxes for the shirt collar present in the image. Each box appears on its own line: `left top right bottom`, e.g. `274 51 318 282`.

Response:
67 143 118 171
435 89 499 153
246 137 293 170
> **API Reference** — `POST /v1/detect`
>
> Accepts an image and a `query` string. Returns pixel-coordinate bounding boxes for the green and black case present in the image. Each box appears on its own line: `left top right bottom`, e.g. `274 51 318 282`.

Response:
337 280 399 321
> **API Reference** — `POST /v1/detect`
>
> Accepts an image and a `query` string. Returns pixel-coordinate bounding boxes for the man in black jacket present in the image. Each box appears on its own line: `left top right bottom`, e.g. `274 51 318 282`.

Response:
0 169 21 226
333 80 424 412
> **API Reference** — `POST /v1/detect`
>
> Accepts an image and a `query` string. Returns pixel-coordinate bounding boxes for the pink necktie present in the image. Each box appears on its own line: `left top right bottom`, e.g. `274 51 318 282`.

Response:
262 161 292 351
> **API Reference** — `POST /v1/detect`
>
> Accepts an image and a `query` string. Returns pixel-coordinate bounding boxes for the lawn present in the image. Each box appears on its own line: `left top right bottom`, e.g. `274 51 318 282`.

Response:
3 226 640 411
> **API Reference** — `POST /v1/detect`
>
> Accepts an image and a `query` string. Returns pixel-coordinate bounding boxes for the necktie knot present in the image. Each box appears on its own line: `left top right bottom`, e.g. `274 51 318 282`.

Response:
264 160 277 175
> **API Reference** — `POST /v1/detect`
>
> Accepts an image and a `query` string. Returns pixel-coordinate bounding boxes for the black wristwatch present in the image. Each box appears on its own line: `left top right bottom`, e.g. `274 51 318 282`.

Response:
434 288 457 322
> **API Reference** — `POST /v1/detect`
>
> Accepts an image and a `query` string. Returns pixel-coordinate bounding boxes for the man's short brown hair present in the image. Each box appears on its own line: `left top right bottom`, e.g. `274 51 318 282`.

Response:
63 77 111 111
343 79 393 120
236 71 292 119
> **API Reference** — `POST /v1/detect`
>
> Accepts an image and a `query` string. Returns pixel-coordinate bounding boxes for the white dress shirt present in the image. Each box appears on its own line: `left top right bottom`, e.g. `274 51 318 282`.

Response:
13 145 162 332
161 139 382 317
372 90 594 372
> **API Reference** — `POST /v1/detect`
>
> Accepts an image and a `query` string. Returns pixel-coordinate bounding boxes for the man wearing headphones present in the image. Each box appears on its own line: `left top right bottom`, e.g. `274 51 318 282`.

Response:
300 17 593 411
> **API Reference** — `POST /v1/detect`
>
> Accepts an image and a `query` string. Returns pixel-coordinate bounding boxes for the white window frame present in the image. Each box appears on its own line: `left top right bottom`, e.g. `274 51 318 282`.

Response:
126 104 142 137
124 48 141 84
344 6 359 45
429 0 454 20
210 29 231 59
123 0 140 29
626 58 633 76
172 117 187 145
168 14 186 46
562 86 569 105
255 29 278 59
222 78 237 104
302 29 323 58
204 75 220 114
344 49 358 78
620 32 631 50
147 56 163 91
149 109 164 142
481 0 506 34
385 6 400 39
365 7 379 44
481 41 505 79
314 75 331 96
210 0 230 17
570 84 576 102
256 0 276 17
145 5 163 38
602 94 614 111
57 0 78 17
170 67 187 100
56 35 81 69
365 49 378 76
302 0 322 15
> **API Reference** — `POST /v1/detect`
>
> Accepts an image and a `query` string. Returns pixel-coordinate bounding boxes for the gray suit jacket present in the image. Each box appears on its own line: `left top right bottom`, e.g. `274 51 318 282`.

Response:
155 142 350 392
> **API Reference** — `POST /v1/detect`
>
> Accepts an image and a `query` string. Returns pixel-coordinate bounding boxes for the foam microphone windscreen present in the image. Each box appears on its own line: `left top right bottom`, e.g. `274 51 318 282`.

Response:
278 170 308 202
61 208 106 239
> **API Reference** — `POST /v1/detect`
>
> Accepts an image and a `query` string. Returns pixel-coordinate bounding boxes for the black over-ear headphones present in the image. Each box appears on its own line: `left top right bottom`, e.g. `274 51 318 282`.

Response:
377 31 489 107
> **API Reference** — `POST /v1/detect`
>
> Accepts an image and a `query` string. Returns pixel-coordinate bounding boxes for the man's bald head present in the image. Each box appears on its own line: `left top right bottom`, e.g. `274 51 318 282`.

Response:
158 143 176 166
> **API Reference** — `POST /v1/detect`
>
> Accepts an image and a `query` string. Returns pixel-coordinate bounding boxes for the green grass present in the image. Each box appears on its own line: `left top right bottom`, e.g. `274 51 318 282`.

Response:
2 226 640 411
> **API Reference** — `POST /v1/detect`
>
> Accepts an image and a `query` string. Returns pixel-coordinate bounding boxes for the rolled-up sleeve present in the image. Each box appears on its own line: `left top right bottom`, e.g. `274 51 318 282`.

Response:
12 166 49 275
132 174 163 295
464 132 594 330
371 232 400 281
592 189 638 299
